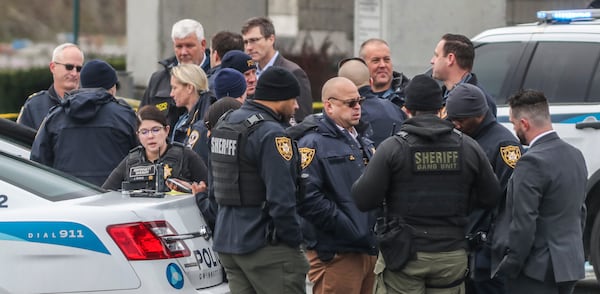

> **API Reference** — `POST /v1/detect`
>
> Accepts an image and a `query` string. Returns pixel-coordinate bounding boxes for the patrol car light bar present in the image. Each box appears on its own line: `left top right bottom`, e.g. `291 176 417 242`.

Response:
537 9 600 23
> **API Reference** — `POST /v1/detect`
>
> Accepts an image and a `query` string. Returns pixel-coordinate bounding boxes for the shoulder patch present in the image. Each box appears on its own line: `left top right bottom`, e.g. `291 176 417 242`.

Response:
155 102 168 112
299 147 315 169
500 145 521 168
186 130 200 148
275 137 293 161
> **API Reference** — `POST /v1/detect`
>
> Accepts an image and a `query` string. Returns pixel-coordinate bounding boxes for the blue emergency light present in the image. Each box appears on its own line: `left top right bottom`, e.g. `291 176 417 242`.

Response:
537 9 600 23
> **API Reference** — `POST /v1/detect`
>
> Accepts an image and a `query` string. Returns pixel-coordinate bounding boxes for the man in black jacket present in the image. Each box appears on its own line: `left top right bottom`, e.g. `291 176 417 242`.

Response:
352 74 500 294
140 19 211 131
31 60 137 186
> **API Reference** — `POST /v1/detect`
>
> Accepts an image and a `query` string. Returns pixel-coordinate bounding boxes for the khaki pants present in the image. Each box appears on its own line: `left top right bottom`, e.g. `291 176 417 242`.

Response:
219 244 309 294
374 249 467 294
306 250 377 294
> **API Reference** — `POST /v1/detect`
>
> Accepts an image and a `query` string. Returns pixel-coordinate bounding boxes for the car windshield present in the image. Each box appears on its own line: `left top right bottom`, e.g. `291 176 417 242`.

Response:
0 151 105 201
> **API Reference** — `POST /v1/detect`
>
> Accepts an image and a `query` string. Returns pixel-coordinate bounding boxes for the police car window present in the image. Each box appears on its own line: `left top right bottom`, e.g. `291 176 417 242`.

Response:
0 152 103 201
523 42 600 103
473 42 523 104
588 61 600 102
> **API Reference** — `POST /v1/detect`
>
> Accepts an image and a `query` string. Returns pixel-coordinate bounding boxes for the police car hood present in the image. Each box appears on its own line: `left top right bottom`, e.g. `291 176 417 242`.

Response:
63 88 115 122
400 115 454 141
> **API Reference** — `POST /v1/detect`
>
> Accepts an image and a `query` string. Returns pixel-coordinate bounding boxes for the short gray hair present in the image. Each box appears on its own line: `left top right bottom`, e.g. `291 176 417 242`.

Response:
52 43 84 62
171 19 205 41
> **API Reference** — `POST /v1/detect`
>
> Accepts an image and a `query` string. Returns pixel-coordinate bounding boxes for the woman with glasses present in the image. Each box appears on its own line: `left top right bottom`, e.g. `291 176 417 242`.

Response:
102 105 207 192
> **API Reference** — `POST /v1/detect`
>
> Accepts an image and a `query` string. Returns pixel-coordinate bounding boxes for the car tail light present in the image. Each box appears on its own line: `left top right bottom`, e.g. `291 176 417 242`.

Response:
107 221 191 260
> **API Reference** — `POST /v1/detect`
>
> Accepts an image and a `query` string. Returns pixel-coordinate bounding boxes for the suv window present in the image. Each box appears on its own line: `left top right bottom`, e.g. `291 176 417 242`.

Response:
473 42 524 102
523 42 600 103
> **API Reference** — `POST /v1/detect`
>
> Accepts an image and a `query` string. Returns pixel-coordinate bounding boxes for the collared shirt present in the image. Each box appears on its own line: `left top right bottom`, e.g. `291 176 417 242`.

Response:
256 51 280 78
528 130 556 147
335 124 359 145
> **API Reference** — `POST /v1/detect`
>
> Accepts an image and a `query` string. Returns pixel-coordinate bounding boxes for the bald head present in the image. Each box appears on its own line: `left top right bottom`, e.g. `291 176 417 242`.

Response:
338 60 370 88
321 77 357 103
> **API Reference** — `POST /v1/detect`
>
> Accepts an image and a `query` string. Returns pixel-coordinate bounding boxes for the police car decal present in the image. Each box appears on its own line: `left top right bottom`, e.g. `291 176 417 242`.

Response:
0 221 110 254
166 263 185 289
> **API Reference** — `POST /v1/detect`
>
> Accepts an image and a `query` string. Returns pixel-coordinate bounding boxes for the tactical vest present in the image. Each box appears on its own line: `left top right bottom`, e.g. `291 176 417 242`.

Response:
210 112 273 206
390 130 470 219
122 143 185 191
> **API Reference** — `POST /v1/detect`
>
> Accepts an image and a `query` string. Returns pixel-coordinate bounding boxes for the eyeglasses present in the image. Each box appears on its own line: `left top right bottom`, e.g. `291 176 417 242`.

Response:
243 37 265 45
137 126 164 136
54 62 82 72
328 97 365 108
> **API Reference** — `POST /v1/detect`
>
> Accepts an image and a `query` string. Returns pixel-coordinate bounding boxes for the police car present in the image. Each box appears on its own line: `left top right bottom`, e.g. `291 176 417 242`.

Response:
0 118 34 158
0 150 229 293
471 8 600 279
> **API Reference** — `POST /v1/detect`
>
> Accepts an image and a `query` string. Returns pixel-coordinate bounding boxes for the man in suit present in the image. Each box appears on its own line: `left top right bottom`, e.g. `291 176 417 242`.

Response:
241 16 312 122
493 89 587 294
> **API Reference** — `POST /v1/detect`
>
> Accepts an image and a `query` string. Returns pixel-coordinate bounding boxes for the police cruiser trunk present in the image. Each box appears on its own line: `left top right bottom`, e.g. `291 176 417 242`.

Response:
0 151 228 293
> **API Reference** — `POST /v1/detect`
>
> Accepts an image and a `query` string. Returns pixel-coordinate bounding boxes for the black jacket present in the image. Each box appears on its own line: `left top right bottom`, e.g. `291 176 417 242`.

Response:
31 88 137 186
352 115 501 252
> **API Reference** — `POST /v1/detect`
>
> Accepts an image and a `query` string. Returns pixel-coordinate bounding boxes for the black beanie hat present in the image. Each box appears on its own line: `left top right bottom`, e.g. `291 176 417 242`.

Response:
254 66 300 101
445 83 489 119
214 68 247 99
404 74 443 111
80 59 118 90
221 50 256 73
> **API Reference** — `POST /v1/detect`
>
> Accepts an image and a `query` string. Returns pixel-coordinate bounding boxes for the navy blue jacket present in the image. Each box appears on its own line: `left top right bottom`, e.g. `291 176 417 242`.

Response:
173 91 216 144
140 52 211 131
443 73 497 118
372 71 410 108
212 100 303 254
30 88 137 186
17 85 62 130
359 85 406 147
290 113 377 257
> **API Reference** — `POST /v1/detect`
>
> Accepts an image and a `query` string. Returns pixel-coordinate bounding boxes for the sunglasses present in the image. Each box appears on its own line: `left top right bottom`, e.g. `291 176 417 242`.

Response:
328 96 365 108
137 126 165 136
55 62 83 72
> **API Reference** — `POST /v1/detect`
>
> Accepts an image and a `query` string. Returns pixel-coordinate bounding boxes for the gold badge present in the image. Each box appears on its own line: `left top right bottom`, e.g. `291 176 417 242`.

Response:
163 164 173 178
275 137 293 161
156 102 168 112
500 145 521 168
299 147 315 169
186 130 200 148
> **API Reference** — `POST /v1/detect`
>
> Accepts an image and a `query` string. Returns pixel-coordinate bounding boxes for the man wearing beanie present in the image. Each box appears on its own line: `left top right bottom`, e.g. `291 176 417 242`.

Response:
352 74 500 294
213 68 247 102
288 77 378 294
31 59 137 186
221 50 257 98
446 83 523 294
210 66 308 294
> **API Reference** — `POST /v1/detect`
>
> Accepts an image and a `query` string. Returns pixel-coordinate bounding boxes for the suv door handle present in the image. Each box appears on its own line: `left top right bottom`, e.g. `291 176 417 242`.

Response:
575 121 600 129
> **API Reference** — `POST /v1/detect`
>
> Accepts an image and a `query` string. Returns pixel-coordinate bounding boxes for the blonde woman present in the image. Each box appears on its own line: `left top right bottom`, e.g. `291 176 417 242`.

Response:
169 63 216 143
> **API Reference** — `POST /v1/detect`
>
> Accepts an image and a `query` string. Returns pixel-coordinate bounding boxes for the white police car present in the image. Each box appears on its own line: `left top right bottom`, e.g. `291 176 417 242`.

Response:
471 8 600 278
0 150 229 293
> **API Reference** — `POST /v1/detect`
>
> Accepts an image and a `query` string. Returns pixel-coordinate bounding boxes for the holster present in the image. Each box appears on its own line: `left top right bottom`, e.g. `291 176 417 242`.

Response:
375 216 415 271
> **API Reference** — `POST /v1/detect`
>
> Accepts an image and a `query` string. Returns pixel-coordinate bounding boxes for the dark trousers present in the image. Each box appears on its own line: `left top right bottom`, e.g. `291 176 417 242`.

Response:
506 274 576 294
